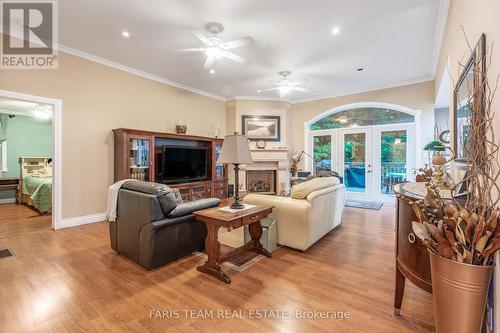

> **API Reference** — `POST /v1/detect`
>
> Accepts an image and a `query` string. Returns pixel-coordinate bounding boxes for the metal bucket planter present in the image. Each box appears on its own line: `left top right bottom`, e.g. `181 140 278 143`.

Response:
429 251 493 333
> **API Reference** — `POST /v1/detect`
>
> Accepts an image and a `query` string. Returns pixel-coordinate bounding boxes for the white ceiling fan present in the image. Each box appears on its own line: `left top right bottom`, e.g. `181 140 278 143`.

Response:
179 22 253 70
259 71 309 97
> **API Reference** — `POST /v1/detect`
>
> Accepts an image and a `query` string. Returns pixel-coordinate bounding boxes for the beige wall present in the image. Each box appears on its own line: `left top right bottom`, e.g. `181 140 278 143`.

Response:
227 99 291 150
434 1 500 330
290 81 436 168
0 39 226 219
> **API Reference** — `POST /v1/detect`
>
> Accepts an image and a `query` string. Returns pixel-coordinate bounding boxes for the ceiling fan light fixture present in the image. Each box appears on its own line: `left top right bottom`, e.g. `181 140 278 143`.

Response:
279 85 293 96
205 47 224 59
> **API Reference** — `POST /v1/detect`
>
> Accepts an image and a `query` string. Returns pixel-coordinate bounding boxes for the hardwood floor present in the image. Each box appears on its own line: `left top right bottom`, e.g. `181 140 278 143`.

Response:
0 204 52 239
0 206 434 332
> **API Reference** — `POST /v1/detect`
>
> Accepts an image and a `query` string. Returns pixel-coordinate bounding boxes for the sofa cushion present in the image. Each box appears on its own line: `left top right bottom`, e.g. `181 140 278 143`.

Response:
122 181 178 215
168 198 221 218
291 177 340 199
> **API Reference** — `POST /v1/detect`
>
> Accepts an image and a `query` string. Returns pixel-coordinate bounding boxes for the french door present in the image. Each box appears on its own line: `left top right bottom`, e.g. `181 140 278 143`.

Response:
338 127 373 201
310 123 415 204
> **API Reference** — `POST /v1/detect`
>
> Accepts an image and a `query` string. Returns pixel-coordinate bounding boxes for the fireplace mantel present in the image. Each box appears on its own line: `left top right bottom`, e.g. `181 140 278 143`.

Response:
239 149 290 196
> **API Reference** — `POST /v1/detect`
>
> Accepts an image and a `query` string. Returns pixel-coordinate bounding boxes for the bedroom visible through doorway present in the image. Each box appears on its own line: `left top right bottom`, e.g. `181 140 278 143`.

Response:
0 96 54 239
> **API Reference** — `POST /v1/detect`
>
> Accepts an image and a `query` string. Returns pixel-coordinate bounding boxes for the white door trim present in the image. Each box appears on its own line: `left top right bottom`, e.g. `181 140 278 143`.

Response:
0 89 62 230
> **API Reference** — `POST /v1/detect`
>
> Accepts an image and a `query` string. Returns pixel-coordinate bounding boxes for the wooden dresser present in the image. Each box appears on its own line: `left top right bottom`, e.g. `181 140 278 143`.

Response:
393 182 432 314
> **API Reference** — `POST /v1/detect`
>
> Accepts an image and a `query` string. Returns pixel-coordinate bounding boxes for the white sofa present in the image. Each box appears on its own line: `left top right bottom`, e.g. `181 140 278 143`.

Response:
243 177 345 251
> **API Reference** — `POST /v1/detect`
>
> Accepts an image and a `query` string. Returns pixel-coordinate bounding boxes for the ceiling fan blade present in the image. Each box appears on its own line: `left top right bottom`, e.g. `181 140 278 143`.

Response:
292 78 309 85
223 52 250 65
192 30 212 46
261 87 280 92
221 36 254 49
293 86 309 92
204 56 215 69
176 48 206 53
266 79 280 84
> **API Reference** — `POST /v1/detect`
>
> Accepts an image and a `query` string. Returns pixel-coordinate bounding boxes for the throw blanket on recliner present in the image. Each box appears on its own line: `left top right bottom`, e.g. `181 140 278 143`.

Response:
106 179 138 221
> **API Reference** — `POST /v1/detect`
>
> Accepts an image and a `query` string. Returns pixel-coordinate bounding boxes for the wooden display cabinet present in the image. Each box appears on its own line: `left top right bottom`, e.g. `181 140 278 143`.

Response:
113 129 228 201
113 131 153 181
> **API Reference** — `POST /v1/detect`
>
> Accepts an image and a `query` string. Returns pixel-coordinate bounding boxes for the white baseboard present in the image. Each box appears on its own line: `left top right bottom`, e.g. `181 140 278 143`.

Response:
0 198 16 204
60 212 107 229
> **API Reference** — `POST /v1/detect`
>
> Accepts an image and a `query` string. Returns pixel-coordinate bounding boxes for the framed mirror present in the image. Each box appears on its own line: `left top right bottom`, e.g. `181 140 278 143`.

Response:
453 33 486 162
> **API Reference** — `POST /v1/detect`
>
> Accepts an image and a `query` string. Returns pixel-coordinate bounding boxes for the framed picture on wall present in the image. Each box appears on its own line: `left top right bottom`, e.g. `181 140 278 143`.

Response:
241 115 280 141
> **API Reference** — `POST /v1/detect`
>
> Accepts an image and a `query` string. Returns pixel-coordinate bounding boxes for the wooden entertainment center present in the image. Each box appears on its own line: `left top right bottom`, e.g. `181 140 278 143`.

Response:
112 128 228 201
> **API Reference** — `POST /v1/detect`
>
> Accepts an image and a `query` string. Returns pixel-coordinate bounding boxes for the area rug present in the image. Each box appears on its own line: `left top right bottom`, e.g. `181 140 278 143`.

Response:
345 199 383 210
194 244 264 272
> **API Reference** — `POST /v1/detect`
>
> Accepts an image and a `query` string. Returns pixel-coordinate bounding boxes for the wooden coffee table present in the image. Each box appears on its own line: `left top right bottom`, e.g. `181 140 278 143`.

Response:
194 199 273 283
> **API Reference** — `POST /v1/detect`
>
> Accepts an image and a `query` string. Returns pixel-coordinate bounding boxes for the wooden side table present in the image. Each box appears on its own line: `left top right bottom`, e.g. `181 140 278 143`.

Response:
194 199 273 283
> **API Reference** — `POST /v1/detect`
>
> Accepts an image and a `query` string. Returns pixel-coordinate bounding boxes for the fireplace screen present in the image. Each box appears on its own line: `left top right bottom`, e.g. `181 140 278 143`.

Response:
246 170 276 194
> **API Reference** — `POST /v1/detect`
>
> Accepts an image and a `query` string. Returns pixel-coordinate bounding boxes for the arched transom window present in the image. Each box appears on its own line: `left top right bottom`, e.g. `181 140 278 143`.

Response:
310 107 415 130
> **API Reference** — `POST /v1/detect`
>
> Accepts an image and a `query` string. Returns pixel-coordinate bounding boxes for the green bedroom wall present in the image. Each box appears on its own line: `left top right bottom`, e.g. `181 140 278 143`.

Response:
5 115 52 178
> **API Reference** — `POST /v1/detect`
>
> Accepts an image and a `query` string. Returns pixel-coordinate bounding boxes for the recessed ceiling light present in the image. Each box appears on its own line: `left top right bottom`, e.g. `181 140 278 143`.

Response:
257 89 262 93
331 26 340 35
121 31 130 38
209 69 215 74
357 67 364 72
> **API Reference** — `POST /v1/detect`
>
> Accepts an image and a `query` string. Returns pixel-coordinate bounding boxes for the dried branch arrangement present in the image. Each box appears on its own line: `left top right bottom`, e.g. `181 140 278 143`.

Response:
411 187 500 265
412 31 500 265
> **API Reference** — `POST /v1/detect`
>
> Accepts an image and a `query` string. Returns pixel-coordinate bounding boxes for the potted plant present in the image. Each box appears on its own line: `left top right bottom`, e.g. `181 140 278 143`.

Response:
411 185 499 332
412 33 499 333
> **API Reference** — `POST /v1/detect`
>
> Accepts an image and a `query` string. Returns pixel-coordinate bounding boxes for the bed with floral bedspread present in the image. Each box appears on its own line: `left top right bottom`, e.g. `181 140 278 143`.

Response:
21 176 52 213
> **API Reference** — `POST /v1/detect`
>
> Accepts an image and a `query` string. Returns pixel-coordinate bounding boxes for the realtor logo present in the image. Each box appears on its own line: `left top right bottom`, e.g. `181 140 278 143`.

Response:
1 0 58 69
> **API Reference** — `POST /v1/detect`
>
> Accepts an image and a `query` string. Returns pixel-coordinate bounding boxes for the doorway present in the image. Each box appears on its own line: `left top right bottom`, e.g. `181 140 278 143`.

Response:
0 90 62 233
306 104 420 205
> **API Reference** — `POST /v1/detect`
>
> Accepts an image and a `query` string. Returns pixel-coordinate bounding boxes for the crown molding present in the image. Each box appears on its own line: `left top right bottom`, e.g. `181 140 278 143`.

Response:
57 45 227 102
290 76 434 105
431 0 451 77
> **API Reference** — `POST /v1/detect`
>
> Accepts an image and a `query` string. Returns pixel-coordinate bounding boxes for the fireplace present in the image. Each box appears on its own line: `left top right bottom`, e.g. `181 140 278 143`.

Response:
246 170 276 195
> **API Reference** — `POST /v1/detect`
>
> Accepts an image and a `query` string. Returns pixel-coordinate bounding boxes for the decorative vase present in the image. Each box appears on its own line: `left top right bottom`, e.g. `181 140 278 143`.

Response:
432 155 446 166
429 251 493 333
175 122 187 134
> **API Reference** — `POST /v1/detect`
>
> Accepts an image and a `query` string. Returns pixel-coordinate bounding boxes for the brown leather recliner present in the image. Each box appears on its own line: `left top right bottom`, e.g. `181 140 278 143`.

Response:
109 181 220 270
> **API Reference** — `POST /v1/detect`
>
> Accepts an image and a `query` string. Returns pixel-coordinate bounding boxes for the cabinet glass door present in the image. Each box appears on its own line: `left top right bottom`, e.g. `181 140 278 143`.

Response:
215 142 225 179
129 138 150 181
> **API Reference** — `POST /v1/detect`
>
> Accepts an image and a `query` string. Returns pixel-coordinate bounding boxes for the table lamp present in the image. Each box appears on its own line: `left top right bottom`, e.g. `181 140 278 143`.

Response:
218 134 253 209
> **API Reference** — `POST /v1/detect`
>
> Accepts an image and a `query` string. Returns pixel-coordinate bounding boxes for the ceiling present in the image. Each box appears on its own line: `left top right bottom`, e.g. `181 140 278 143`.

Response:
0 97 53 119
57 0 447 102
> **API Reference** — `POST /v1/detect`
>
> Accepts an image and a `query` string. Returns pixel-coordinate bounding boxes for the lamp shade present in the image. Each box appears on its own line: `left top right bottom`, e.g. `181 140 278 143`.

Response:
424 140 446 152
218 134 253 165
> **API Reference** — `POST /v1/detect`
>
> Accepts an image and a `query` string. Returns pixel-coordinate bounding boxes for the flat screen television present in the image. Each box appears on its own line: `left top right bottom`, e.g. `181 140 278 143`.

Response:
159 146 208 184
